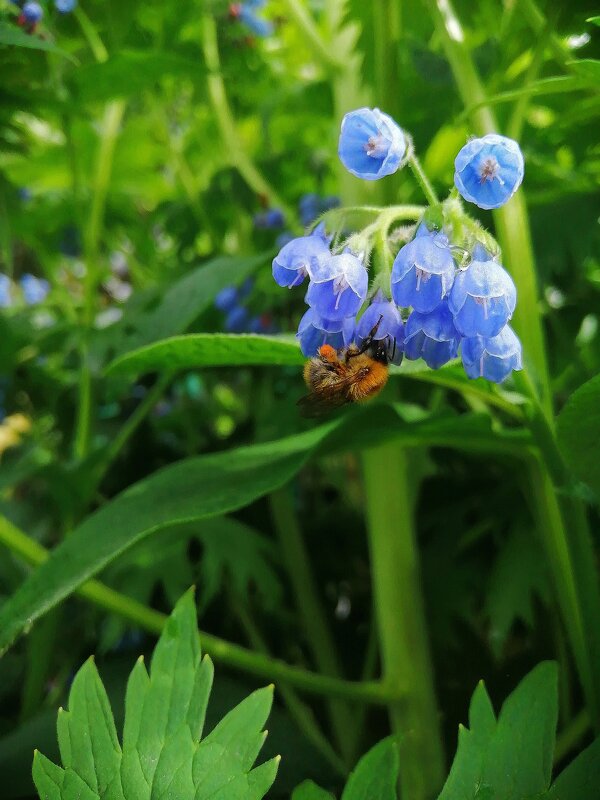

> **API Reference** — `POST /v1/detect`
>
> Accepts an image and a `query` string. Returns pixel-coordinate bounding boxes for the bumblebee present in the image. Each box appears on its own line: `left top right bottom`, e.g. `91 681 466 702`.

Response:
298 318 396 416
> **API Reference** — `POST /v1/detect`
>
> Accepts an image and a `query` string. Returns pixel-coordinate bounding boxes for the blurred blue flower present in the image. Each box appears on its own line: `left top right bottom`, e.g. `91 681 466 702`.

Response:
253 208 285 229
391 228 455 313
21 274 49 305
225 305 249 333
305 252 368 321
215 286 239 313
462 325 523 383
275 231 294 249
55 0 76 12
248 313 277 334
18 187 32 202
232 2 274 37
272 233 330 288
404 302 461 368
0 275 12 308
298 194 340 226
22 1 43 23
296 308 355 357
338 108 406 181
355 290 405 365
60 225 82 258
454 134 524 210
449 257 516 337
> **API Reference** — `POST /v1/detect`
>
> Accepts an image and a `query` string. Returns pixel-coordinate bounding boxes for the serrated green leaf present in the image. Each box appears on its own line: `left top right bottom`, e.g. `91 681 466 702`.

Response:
32 591 278 800
341 737 399 800
292 780 335 800
556 374 600 498
105 333 304 378
438 663 558 799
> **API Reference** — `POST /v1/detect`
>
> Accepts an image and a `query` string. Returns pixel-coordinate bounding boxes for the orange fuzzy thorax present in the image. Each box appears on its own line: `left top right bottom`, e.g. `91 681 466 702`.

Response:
349 355 389 401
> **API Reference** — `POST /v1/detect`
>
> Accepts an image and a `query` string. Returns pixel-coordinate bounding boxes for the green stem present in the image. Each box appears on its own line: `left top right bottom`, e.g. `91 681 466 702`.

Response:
231 590 347 776
407 150 439 207
270 487 355 763
201 14 292 217
280 0 342 71
554 708 591 764
362 443 445 800
0 516 400 706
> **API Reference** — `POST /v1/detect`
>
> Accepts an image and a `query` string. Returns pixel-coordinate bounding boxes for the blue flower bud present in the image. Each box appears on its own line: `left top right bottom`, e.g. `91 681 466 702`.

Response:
391 229 455 313
215 286 239 313
355 290 405 365
338 108 406 181
461 325 523 383
272 234 330 288
296 308 355 357
299 194 320 226
253 208 285 229
305 252 368 321
22 1 43 23
275 231 294 249
225 305 249 333
454 134 525 210
449 258 516 337
238 4 274 36
20 274 49 305
404 302 461 369
55 0 77 12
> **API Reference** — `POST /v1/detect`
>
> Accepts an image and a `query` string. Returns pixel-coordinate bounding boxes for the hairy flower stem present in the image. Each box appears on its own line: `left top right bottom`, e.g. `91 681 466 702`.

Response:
362 444 445 799
427 0 600 730
269 486 355 764
0 516 401 705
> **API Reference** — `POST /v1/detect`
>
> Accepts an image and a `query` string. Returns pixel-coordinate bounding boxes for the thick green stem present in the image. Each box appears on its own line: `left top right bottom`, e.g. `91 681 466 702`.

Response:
0 516 399 705
426 0 600 730
270 487 355 763
362 443 445 800
201 14 292 217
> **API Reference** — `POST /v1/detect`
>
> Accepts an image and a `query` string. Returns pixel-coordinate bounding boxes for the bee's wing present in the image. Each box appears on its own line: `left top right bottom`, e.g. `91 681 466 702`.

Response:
296 370 358 417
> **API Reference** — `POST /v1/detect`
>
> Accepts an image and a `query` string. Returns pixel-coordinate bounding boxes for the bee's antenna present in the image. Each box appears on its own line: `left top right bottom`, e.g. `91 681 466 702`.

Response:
347 315 385 360
390 336 396 363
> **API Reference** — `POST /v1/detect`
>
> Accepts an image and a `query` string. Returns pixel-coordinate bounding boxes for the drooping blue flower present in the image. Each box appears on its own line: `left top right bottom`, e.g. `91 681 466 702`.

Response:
20 274 49 305
55 0 77 12
22 1 43 23
215 286 239 313
272 233 330 288
454 134 525 210
225 305 249 333
449 257 516 338
253 208 285 229
296 308 355 357
404 302 461 369
355 290 405 365
462 325 523 383
0 275 12 308
391 229 455 313
338 108 406 181
305 252 368 321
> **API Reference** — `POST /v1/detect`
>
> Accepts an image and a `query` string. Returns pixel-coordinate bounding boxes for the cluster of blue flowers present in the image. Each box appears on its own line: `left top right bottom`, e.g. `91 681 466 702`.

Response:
270 107 526 384
229 0 273 38
0 273 50 308
13 0 77 28
215 278 276 335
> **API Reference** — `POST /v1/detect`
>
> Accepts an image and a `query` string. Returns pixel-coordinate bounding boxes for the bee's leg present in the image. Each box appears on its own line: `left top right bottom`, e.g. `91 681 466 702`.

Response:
346 314 384 360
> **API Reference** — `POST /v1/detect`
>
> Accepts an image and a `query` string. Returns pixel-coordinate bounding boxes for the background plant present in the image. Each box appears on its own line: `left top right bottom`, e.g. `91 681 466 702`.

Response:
0 1 598 798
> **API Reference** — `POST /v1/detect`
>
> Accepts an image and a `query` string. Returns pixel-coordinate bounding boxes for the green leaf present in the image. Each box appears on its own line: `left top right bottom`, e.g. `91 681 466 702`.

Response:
556 374 600 497
71 51 204 104
95 253 270 363
438 663 558 799
32 591 278 800
587 16 600 26
292 780 336 799
545 738 600 799
0 408 530 654
485 527 550 658
566 60 600 83
105 333 304 378
341 737 399 800
0 23 75 61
